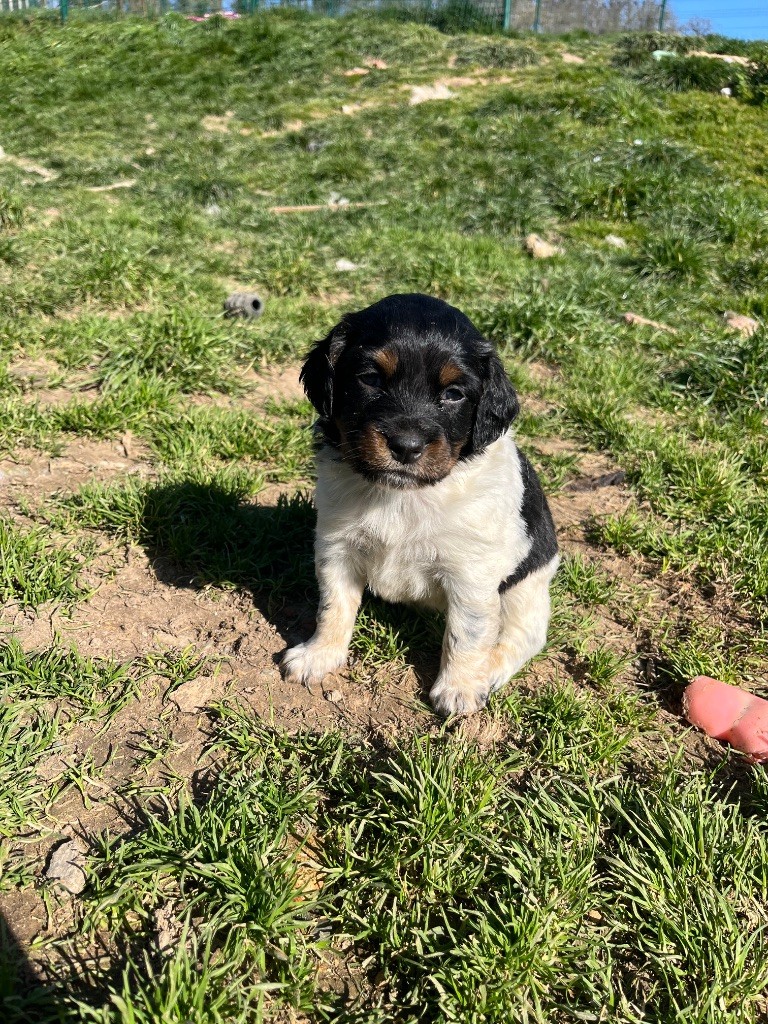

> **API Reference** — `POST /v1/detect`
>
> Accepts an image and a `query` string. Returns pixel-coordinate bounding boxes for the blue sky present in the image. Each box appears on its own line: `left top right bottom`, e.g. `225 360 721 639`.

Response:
670 0 768 39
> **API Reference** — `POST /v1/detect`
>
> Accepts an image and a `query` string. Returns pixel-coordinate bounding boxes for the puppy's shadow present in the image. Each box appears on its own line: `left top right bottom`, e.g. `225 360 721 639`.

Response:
141 480 318 648
141 480 443 688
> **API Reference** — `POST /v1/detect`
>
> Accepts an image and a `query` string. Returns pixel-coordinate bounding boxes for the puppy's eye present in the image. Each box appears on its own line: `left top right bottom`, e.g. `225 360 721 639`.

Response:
359 370 383 389
442 386 465 403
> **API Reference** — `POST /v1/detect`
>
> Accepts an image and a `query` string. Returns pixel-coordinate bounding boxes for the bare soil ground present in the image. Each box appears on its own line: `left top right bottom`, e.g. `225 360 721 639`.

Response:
2 362 755 984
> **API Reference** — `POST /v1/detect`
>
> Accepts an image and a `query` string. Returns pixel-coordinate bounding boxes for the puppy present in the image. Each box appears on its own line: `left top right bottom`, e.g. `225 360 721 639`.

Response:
282 293 559 716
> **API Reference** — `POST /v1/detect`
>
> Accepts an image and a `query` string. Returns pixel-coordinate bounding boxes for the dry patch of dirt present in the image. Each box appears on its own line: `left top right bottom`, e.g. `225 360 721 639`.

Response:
0 437 153 503
188 361 305 411
2 425 755 960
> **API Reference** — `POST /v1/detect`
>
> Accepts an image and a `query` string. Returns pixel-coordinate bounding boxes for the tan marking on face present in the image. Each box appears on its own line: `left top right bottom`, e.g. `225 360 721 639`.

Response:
357 423 394 470
438 362 463 388
349 426 468 486
373 347 398 379
417 437 461 482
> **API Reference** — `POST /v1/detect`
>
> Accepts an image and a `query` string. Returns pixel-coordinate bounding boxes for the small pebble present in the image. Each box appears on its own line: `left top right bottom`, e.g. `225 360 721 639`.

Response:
325 689 344 703
45 839 87 894
524 233 563 259
335 258 358 272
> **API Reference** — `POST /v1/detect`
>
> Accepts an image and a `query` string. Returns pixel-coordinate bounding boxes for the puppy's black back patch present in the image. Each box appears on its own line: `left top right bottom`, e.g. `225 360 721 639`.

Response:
499 451 558 592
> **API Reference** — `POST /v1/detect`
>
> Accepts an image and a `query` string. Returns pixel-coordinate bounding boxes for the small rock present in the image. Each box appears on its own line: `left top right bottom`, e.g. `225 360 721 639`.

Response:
721 87 733 97
45 839 87 894
725 311 759 337
224 291 264 318
409 83 455 106
324 688 344 704
335 256 360 272
154 903 182 955
335 258 358 272
524 233 563 259
605 234 627 249
169 676 216 714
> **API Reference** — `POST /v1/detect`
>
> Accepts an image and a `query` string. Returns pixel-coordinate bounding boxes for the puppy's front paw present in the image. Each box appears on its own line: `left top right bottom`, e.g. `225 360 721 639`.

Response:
281 642 348 686
429 678 488 718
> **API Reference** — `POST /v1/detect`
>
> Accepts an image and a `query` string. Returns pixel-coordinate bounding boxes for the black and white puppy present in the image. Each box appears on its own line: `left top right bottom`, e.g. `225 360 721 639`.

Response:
282 293 559 716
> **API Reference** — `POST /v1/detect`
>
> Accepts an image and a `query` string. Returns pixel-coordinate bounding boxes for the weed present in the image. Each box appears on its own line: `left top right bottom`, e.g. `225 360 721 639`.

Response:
0 516 89 607
559 552 618 605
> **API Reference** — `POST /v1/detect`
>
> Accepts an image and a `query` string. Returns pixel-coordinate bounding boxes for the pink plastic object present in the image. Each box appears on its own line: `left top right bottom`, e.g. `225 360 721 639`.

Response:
683 676 768 762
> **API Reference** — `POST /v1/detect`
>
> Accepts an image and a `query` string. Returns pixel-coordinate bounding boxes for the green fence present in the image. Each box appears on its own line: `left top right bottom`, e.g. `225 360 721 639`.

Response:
0 0 670 34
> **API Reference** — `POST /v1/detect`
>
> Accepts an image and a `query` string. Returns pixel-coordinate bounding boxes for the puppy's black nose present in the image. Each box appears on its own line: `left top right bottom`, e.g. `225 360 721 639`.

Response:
386 432 425 464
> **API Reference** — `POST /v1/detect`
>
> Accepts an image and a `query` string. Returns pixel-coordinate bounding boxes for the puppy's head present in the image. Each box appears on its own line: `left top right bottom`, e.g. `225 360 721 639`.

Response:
300 293 519 488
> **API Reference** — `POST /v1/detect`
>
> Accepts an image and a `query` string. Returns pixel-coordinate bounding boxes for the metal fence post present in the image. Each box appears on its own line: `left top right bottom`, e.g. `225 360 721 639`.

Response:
658 0 667 31
60 0 68 22
503 0 512 32
532 0 541 32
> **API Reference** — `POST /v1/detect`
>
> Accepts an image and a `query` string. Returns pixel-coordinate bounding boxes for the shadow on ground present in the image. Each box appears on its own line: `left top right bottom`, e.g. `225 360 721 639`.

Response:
1 911 62 1023
140 479 443 696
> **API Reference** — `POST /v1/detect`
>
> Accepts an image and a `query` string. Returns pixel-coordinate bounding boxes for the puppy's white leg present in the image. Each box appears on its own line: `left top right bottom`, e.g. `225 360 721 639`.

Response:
429 589 501 717
486 556 559 695
282 545 364 687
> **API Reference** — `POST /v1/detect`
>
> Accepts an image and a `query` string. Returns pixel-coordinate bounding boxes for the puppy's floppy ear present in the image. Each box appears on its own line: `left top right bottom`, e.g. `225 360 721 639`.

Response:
300 325 346 418
471 351 519 451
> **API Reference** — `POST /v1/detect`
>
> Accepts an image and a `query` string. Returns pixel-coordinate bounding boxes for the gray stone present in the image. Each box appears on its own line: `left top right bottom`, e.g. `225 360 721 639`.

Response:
45 839 87 894
169 676 217 714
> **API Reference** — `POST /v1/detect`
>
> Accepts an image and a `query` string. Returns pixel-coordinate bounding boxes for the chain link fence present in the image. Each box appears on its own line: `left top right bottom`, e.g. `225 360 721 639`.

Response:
0 0 671 33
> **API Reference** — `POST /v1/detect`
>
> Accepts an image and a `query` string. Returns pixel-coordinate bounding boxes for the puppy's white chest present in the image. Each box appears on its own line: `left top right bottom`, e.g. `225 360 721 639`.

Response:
315 434 528 609
351 521 445 608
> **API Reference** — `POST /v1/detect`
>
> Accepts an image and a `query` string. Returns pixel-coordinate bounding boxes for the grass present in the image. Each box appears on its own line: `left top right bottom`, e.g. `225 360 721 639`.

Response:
19 704 767 1023
1 10 768 1024
0 515 91 607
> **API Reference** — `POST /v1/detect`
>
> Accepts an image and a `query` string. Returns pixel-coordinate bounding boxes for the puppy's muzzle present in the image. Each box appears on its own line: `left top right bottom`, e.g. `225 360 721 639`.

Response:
384 429 426 465
382 417 442 466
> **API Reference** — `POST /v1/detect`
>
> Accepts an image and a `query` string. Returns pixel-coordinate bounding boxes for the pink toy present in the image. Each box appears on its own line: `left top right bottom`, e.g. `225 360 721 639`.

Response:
683 676 768 762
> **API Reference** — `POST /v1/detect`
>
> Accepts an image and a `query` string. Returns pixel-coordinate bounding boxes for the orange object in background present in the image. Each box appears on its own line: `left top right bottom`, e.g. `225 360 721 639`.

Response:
683 676 768 762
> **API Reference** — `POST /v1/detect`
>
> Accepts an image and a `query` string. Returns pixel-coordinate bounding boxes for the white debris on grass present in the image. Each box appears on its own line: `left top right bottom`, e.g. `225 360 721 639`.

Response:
524 233 563 259
409 83 455 105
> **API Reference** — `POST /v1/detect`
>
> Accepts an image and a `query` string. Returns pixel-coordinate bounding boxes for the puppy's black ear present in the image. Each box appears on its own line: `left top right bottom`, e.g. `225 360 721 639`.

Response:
471 352 519 452
300 325 346 418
